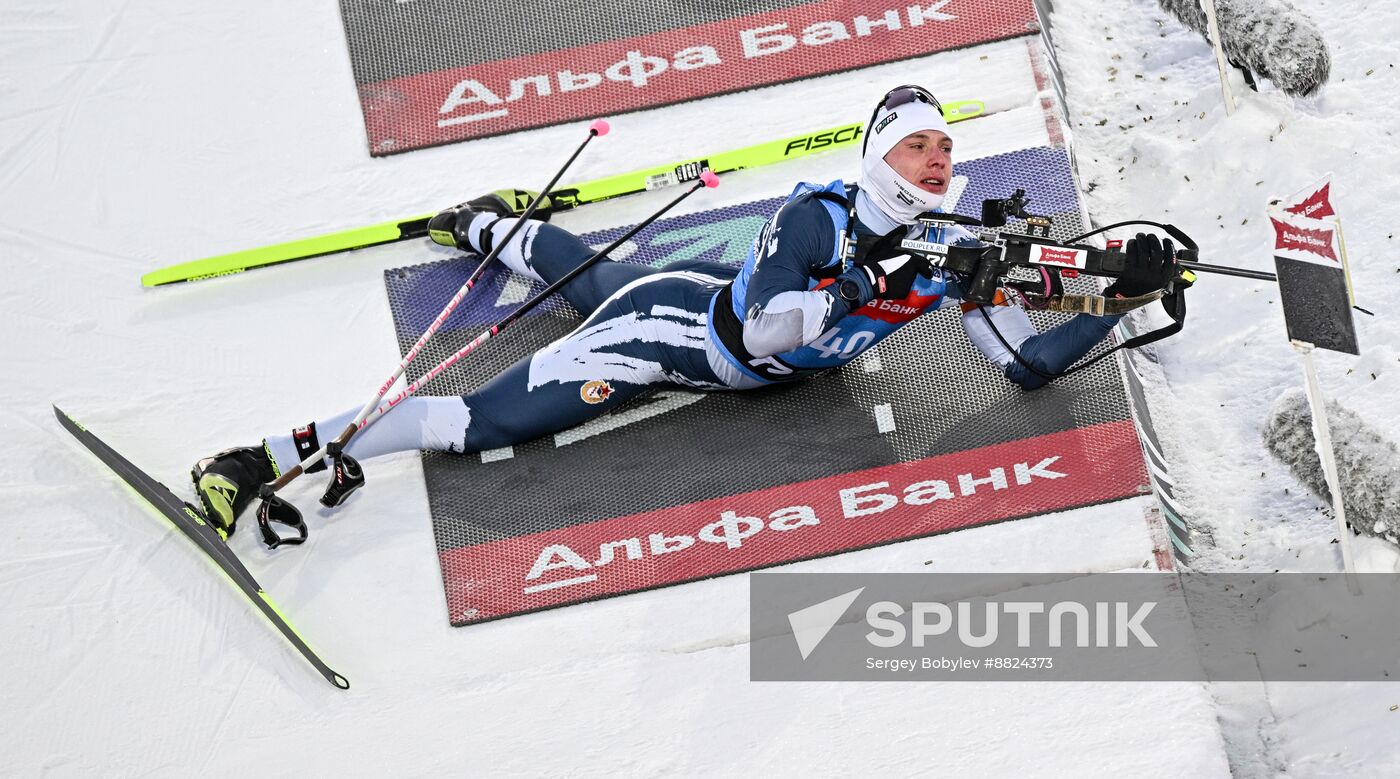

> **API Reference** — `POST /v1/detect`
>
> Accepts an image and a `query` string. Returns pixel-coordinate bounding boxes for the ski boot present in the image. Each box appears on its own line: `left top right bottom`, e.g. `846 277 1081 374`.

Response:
427 189 553 250
191 444 278 536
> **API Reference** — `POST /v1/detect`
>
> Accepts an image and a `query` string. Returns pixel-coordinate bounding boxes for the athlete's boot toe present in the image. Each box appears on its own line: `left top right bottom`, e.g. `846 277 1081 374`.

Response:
190 445 278 536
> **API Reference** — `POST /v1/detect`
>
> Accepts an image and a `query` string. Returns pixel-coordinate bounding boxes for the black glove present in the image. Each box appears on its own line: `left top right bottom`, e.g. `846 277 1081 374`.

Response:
845 231 931 302
855 253 930 301
1105 233 1175 298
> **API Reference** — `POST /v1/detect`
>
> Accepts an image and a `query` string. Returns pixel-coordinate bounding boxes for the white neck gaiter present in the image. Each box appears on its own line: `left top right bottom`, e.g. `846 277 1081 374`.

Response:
860 156 946 223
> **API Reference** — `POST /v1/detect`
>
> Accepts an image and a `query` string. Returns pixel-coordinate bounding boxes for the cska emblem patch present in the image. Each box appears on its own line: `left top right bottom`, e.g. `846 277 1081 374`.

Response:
580 380 614 404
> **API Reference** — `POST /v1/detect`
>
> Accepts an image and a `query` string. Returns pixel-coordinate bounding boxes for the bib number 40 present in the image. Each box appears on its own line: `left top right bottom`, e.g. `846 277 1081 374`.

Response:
811 328 875 360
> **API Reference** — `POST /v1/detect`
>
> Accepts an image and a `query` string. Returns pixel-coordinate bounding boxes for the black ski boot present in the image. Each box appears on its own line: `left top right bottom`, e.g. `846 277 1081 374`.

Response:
191 444 278 536
427 189 553 250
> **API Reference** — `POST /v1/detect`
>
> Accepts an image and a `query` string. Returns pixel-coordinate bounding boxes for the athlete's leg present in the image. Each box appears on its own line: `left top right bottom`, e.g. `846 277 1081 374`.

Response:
460 214 657 315
262 396 474 471
452 270 733 448
262 269 733 471
202 269 737 529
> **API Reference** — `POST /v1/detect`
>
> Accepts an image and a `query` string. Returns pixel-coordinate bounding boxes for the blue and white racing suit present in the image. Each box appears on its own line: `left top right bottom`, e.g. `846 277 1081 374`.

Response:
443 179 1121 452
268 181 1122 467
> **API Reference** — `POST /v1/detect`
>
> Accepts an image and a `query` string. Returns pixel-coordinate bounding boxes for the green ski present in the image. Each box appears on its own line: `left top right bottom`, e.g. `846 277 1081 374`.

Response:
53 406 349 690
141 100 986 287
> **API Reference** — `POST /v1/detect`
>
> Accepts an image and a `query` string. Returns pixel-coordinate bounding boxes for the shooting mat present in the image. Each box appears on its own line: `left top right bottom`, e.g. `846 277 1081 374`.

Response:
383 146 1148 625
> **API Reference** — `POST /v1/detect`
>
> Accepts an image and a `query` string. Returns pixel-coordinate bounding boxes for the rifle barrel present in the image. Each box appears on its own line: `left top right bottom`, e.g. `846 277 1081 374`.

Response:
1178 260 1277 282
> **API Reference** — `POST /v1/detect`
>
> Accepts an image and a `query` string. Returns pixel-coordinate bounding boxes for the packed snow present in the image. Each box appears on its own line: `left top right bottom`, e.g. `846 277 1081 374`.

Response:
1052 0 1400 772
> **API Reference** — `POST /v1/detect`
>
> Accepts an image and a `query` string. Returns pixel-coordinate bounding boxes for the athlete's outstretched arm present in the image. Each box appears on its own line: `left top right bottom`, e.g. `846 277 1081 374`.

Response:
959 301 1122 390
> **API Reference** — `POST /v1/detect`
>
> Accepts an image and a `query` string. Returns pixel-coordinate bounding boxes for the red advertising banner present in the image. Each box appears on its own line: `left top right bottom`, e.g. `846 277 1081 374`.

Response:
439 420 1145 623
349 0 1039 154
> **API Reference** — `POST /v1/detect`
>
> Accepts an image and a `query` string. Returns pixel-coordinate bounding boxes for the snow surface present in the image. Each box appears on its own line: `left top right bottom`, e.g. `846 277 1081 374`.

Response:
0 0 1392 774
1049 0 1400 772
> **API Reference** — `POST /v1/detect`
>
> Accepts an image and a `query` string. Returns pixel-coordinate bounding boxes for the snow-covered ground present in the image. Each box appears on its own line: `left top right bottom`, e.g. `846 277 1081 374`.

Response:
1 0 1394 775
1050 0 1400 773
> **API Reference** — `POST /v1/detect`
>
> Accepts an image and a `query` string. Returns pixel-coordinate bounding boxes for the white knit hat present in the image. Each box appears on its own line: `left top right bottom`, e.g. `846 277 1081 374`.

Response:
858 96 952 223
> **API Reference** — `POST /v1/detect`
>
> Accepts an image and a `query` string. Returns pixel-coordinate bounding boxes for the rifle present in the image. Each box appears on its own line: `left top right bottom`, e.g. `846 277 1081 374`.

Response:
898 189 1222 378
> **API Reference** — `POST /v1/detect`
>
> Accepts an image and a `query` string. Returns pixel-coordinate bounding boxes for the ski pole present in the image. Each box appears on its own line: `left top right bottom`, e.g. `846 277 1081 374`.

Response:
358 172 722 433
267 119 606 479
248 119 607 545
370 118 610 412
254 172 720 543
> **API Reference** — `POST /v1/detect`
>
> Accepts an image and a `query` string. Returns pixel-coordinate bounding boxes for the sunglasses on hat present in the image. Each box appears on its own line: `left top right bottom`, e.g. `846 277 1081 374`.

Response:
861 85 944 156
